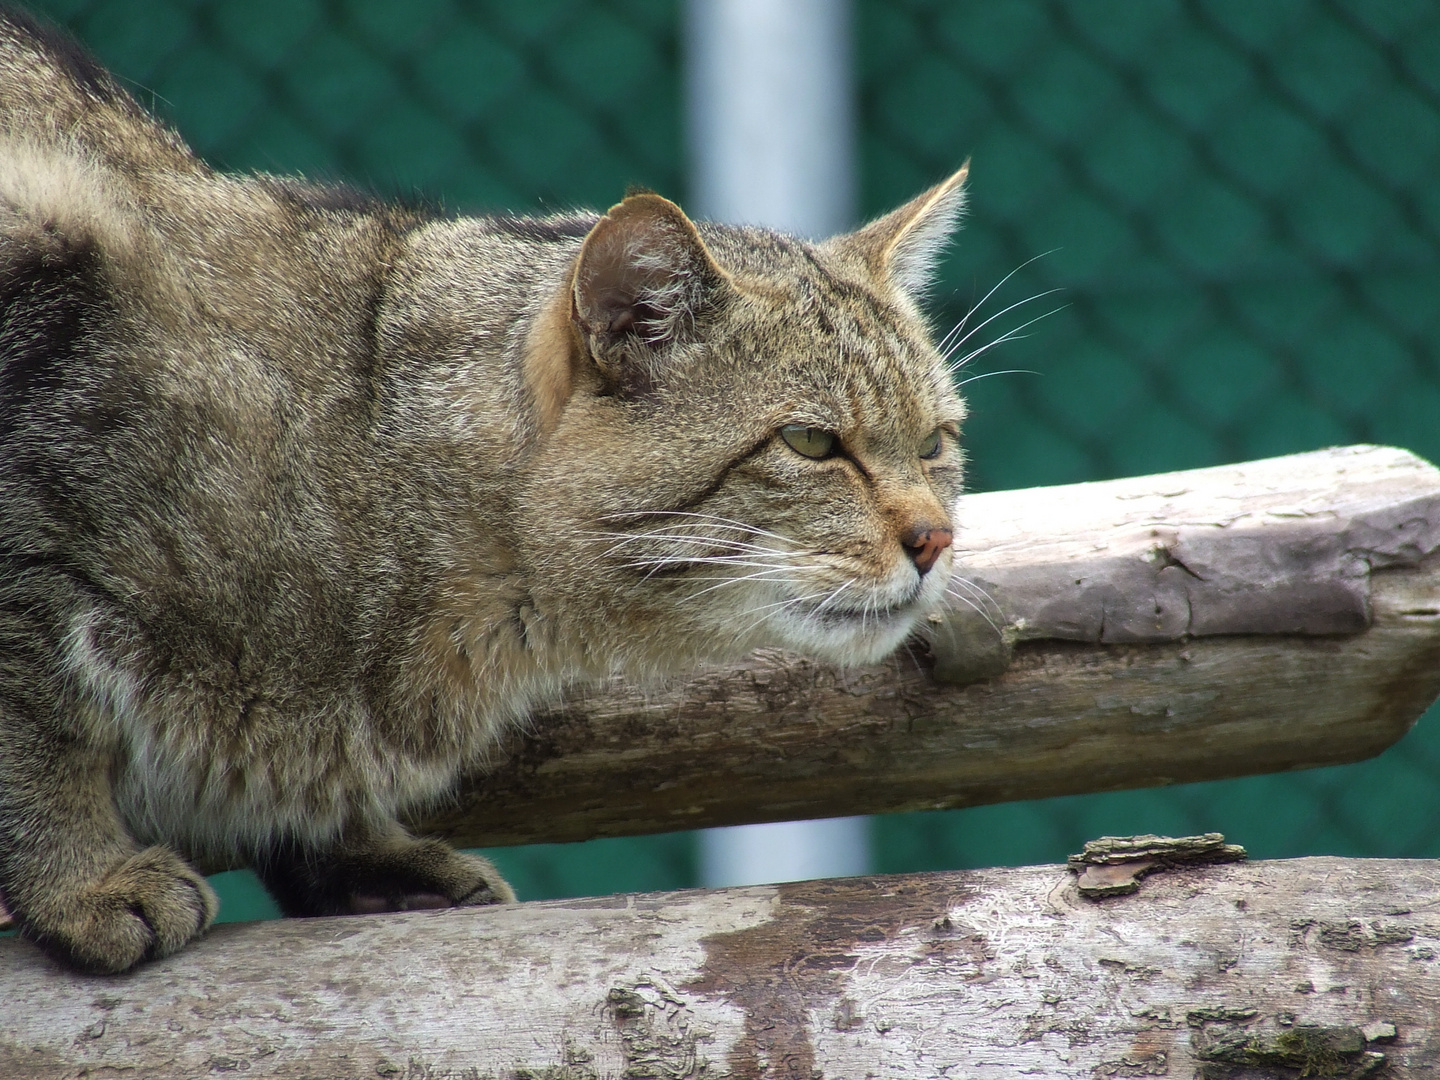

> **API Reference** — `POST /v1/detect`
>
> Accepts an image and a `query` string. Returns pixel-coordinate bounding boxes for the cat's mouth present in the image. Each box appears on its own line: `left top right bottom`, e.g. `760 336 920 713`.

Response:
807 596 922 625
759 563 955 666
766 588 932 666
793 578 943 639
803 570 941 623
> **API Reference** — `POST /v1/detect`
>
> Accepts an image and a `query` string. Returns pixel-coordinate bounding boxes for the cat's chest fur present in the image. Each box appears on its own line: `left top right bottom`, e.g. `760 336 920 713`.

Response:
46 214 599 853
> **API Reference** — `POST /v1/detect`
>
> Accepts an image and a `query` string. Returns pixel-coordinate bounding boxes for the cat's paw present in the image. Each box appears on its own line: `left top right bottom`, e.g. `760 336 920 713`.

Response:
33 847 218 973
259 831 516 916
344 842 516 914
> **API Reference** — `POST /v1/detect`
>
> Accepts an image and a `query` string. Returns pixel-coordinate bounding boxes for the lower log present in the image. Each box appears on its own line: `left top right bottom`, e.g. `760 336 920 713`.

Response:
5 855 1439 1078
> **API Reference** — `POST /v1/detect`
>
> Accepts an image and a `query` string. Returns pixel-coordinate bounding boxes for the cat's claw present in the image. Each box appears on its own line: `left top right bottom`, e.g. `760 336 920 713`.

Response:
438 849 516 906
339 861 514 914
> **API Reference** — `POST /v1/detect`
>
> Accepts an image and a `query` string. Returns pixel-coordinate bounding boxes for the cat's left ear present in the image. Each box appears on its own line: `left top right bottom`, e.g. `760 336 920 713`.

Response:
829 162 969 300
571 193 730 394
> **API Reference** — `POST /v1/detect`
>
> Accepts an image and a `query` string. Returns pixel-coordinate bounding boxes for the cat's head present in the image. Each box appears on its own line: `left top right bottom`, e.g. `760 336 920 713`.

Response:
521 168 969 672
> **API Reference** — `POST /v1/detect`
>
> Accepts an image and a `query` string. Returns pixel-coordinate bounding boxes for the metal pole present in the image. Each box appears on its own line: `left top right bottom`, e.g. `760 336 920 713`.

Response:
686 0 855 239
683 0 867 887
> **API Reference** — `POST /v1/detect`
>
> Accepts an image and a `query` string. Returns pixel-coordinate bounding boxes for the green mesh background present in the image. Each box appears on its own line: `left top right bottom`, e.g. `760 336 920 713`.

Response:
23 0 1440 921
860 0 1440 878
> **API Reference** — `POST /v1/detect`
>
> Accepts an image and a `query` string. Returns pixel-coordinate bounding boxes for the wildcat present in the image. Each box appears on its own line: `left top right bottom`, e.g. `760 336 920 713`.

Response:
0 9 967 973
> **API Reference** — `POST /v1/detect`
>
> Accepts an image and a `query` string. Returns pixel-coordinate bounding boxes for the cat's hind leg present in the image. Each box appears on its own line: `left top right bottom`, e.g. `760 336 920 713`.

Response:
256 819 515 917
0 715 218 973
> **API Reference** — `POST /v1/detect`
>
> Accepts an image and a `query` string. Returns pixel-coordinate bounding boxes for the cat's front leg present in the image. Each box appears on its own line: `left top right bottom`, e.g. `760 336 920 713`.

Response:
255 819 514 917
0 716 218 973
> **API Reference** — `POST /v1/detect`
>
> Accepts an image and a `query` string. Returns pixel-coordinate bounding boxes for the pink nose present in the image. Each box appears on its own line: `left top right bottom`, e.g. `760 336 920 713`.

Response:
904 526 953 575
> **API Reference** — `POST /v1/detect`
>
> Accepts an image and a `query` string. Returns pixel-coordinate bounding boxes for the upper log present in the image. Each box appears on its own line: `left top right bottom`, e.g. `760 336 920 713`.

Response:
419 445 1440 848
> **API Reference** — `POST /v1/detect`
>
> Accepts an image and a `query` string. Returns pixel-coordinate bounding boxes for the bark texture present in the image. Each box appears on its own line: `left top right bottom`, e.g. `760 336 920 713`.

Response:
4 855 1438 1078
420 445 1440 847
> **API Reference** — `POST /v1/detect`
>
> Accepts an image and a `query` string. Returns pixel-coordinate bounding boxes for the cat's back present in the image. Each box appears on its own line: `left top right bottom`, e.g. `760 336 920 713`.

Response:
0 8 201 180
0 11 425 649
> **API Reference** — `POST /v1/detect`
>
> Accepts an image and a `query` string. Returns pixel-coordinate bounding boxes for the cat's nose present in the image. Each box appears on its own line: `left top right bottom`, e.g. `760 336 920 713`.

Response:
903 525 953 575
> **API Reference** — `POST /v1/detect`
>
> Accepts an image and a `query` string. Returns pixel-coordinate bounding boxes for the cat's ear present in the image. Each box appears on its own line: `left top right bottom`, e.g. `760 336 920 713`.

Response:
833 162 969 299
571 192 729 393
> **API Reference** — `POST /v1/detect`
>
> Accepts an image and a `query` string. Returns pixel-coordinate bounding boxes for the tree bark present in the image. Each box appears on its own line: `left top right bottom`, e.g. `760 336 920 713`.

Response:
418 445 1440 848
4 854 1437 1078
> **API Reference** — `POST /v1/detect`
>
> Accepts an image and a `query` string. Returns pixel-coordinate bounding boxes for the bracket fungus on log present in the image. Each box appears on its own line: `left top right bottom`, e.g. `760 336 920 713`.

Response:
1068 832 1249 898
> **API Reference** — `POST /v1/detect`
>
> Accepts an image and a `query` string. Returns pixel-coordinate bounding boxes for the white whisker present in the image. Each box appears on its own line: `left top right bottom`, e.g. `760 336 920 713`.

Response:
945 303 1067 373
630 560 792 585
731 589 832 622
725 588 835 647
679 567 797 601
900 639 926 678
620 555 792 569
585 529 786 552
598 510 791 546
948 573 1002 615
955 368 1038 387
812 579 856 616
938 248 1059 354
942 289 1064 363
582 532 792 565
943 582 1004 638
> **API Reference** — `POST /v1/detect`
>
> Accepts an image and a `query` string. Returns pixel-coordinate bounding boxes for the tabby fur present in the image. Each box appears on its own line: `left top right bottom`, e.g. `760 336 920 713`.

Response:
0 8 968 972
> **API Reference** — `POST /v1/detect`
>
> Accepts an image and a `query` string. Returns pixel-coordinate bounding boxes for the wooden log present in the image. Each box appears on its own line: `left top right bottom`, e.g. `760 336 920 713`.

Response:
4 853 1438 1078
419 445 1440 847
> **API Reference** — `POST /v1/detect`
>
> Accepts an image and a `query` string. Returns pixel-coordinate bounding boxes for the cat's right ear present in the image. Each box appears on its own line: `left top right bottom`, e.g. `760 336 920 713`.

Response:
570 193 730 396
832 162 969 301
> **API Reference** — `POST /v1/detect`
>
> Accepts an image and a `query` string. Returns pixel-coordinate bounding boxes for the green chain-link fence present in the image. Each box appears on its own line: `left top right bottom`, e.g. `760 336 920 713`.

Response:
860 0 1440 880
21 0 1440 917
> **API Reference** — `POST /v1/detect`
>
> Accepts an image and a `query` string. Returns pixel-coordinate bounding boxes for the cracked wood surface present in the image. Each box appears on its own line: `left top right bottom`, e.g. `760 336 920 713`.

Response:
4 856 1438 1079
420 445 1440 848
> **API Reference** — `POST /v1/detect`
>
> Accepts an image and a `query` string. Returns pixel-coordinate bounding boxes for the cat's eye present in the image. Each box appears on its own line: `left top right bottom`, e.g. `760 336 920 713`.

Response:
919 428 944 460
780 424 837 459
